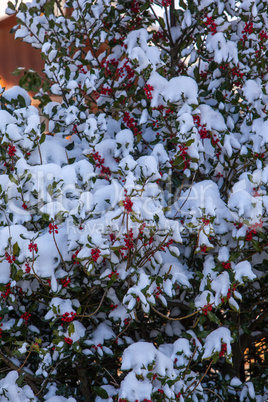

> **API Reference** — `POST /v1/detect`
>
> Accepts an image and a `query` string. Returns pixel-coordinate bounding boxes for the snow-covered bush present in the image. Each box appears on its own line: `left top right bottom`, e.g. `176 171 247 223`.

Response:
0 0 267 400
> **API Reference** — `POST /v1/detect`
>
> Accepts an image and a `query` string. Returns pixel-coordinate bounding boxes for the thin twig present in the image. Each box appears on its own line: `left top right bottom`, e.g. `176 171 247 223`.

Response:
182 346 198 380
151 305 200 321
103 367 119 387
17 343 34 372
35 360 63 397
114 318 132 342
185 360 213 397
173 171 197 219
77 288 108 318
203 388 224 402
53 230 67 271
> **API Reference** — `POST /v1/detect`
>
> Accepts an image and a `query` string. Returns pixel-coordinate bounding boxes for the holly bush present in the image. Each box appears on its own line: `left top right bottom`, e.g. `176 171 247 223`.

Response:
0 0 267 400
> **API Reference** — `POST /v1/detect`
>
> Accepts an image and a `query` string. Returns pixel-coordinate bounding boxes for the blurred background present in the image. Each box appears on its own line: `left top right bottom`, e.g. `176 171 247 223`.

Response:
0 0 43 90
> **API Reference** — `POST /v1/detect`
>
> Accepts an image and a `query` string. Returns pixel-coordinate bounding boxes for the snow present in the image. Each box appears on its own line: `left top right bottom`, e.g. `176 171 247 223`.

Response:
203 327 232 359
0 110 16 130
206 32 238 64
121 342 175 377
198 104 227 131
233 261 256 283
161 76 198 105
0 371 37 401
243 79 262 103
230 377 242 386
119 371 152 402
218 246 229 262
0 1 265 400
211 271 230 305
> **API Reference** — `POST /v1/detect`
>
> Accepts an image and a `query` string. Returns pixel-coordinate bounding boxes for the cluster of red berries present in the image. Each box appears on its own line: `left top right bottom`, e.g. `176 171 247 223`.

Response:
143 236 154 247
219 343 227 357
130 0 140 13
202 303 213 315
1 282 11 299
77 64 87 74
7 144 16 157
119 60 135 85
138 222 146 237
100 86 113 96
28 243 38 253
22 202 28 210
60 277 71 288
252 221 263 229
193 115 210 139
72 249 80 264
202 217 210 225
259 30 268 41
92 151 111 179
245 228 257 241
165 108 174 116
109 233 116 244
160 238 173 251
91 344 101 351
122 195 133 212
101 57 135 87
221 284 237 303
200 70 208 80
152 29 167 44
252 187 260 197
123 111 141 136
144 84 154 100
108 271 119 279
241 21 253 43
158 389 164 394
178 144 189 171
254 152 265 159
61 312 77 323
194 114 221 155
91 247 101 262
110 304 118 310
162 0 172 6
5 252 15 264
222 262 231 270
123 229 134 250
204 15 217 35
100 58 119 76
200 245 207 253
152 119 160 129
127 399 152 402
25 263 31 273
154 286 163 299
220 64 245 88
234 222 243 229
64 337 73 345
21 312 31 325
49 223 58 234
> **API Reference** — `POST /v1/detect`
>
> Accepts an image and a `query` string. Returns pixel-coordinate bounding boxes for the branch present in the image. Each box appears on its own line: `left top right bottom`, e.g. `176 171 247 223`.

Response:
249 308 268 332
0 350 42 394
185 360 213 397
17 343 34 373
77 288 108 319
203 388 224 402
151 304 200 321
